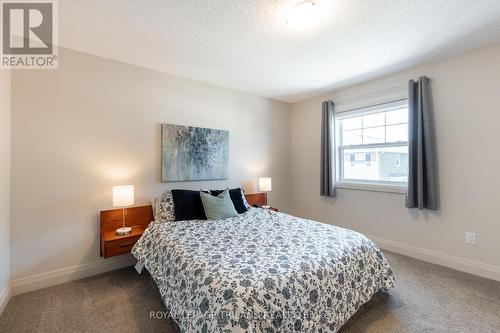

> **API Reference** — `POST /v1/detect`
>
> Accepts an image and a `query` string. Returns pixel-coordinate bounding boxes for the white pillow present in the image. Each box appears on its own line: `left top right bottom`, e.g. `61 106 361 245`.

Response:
154 191 176 223
240 188 251 209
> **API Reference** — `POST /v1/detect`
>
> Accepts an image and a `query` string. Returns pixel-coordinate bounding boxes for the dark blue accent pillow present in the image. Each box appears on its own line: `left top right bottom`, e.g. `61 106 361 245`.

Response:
171 189 207 221
210 188 248 214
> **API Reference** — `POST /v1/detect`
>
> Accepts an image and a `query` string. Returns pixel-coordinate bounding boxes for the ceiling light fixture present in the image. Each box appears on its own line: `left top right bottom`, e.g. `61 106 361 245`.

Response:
286 0 320 30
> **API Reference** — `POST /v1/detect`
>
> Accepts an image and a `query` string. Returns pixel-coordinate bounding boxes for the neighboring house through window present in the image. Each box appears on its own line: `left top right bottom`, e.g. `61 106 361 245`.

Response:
365 153 371 167
395 154 401 168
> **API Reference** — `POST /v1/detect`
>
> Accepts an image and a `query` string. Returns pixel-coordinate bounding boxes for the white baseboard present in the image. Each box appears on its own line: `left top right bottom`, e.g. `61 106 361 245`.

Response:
369 234 500 282
10 255 136 297
0 282 12 316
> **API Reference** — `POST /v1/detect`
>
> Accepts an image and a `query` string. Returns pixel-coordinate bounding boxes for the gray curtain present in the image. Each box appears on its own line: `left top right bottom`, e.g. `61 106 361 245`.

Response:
406 77 438 210
320 100 336 197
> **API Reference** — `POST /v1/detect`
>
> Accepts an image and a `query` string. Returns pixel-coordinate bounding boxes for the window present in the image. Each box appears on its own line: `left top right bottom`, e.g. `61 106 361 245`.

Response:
336 100 408 190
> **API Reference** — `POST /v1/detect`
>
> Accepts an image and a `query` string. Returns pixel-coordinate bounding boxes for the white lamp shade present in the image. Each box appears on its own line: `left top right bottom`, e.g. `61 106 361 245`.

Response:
258 177 272 192
112 185 134 207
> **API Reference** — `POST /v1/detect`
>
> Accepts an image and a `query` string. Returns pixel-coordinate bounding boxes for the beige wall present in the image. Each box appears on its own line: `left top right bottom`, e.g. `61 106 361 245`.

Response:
9 43 500 285
0 70 11 297
10 48 292 280
291 44 500 276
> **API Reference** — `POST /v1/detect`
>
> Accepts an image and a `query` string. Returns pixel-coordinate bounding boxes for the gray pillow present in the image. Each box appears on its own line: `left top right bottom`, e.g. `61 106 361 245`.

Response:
200 189 238 220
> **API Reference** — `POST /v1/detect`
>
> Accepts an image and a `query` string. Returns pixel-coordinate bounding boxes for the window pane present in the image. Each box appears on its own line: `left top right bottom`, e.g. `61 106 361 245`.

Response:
386 124 408 143
342 146 408 182
343 129 362 145
337 101 409 185
342 117 362 130
386 108 408 125
363 126 385 144
362 112 385 128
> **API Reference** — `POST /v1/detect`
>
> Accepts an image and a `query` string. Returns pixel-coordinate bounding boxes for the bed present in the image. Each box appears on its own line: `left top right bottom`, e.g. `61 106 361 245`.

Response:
132 206 395 332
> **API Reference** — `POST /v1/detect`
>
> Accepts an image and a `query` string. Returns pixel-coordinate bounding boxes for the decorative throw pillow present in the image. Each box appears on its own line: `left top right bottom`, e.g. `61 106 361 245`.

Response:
200 189 239 220
210 188 248 214
155 191 176 223
171 189 207 221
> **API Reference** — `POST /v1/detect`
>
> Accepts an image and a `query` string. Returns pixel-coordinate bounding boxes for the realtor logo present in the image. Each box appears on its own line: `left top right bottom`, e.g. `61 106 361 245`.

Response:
1 0 58 69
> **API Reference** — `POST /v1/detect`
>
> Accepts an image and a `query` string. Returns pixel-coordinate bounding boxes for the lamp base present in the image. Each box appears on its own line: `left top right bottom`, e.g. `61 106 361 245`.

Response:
262 205 271 209
116 227 132 236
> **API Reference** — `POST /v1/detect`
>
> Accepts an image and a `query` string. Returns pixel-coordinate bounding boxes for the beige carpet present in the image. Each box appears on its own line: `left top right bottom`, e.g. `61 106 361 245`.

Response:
1 251 499 332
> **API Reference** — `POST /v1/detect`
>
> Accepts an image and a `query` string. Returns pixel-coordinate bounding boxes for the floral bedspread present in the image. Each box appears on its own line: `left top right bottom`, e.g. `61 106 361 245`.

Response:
132 208 395 332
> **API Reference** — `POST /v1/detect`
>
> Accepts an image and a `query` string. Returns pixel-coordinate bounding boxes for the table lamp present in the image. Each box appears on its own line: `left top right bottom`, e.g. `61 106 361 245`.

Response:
112 185 134 236
258 177 272 209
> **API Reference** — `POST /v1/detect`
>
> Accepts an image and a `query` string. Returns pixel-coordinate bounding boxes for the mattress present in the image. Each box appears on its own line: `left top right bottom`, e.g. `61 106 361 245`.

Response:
132 208 395 332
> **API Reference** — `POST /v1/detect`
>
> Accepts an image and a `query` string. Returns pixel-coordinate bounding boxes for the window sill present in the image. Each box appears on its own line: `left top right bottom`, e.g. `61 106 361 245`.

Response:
336 181 407 194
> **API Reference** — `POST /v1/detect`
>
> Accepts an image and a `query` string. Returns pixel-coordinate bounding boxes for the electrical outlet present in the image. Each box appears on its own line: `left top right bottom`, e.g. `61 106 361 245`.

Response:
465 232 476 245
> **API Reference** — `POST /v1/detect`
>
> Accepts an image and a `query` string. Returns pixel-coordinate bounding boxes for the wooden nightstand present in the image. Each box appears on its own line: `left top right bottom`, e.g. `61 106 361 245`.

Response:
101 227 144 258
100 205 153 258
246 193 277 211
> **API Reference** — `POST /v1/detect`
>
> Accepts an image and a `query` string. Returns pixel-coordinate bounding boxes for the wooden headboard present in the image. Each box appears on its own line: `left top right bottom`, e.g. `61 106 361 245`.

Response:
100 193 267 231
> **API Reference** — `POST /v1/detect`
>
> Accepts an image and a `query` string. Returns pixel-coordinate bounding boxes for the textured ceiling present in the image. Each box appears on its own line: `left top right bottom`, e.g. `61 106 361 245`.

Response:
59 0 500 103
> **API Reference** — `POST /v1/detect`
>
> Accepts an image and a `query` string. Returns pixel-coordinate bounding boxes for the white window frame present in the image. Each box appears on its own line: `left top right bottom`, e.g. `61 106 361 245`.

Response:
335 99 409 194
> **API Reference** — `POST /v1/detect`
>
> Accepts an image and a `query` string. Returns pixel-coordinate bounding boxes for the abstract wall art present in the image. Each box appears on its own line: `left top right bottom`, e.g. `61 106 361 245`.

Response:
161 124 229 181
